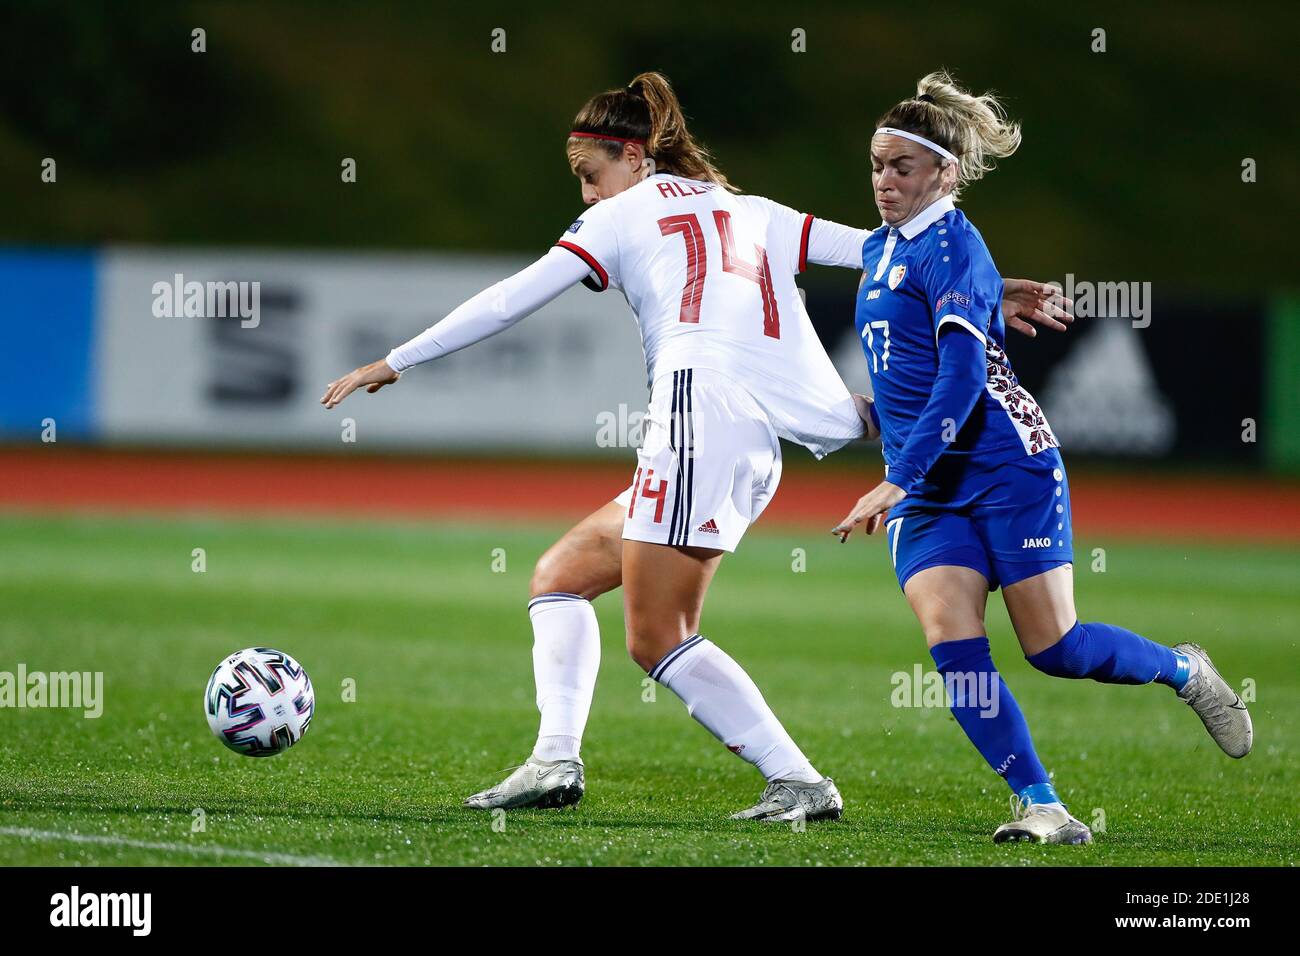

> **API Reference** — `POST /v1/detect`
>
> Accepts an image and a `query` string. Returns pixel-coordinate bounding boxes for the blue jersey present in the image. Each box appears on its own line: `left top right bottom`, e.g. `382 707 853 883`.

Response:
854 196 1057 485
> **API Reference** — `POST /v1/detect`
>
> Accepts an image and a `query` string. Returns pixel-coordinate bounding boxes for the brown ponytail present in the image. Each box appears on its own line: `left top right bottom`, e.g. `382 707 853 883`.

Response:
567 71 737 192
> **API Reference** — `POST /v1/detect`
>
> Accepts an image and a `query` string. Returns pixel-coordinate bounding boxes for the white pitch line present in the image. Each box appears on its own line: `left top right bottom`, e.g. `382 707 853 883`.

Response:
0 826 347 867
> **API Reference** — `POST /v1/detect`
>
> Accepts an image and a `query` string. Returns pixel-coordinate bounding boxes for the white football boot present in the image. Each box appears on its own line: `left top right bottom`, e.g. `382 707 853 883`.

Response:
1173 643 1252 758
730 777 843 823
463 756 584 810
993 796 1093 845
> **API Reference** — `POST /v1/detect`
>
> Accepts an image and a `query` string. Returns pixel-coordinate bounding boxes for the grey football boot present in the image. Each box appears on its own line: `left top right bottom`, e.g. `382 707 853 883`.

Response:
463 756 584 810
993 796 1093 845
730 777 843 823
1173 643 1252 758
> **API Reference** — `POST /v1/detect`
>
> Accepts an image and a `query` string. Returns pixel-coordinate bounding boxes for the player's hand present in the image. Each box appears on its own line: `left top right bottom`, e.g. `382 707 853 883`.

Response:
852 393 880 441
1002 278 1073 338
832 480 905 542
320 359 401 409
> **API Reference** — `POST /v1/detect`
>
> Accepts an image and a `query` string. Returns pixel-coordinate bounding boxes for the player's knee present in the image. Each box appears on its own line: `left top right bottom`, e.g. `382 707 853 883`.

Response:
531 533 621 601
1025 621 1090 678
920 617 985 648
529 550 567 598
531 548 592 600
624 630 657 673
908 584 985 647
624 622 679 674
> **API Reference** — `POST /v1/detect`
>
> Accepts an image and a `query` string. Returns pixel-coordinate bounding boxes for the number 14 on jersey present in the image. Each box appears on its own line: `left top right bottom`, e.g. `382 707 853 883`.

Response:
658 210 781 339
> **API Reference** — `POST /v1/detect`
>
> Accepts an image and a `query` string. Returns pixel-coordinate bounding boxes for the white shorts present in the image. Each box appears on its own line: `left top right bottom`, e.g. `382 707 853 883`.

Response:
614 368 782 552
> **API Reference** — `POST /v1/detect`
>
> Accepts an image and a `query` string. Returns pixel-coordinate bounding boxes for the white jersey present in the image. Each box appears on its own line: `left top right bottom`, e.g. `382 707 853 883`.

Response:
556 173 869 458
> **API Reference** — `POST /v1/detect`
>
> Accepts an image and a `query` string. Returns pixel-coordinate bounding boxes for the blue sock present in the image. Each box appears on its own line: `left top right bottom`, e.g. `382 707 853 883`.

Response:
1017 781 1062 807
1027 620 1190 689
929 637 1051 796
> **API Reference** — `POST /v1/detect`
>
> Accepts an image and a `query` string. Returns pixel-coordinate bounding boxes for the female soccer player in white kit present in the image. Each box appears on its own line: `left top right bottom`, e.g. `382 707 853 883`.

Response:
322 72 1068 821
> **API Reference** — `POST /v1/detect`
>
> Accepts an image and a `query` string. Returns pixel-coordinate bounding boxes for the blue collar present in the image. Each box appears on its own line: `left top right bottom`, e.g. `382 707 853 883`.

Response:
887 195 956 240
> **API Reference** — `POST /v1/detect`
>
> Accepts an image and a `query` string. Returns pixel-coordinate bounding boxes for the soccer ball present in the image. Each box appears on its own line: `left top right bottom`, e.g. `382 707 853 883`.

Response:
204 647 314 757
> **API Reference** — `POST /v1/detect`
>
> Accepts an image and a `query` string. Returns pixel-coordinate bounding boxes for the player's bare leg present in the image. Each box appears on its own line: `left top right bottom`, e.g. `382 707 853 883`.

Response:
621 538 720 670
1001 564 1077 656
623 539 842 823
464 500 624 811
1004 565 1252 757
904 565 1090 844
530 500 626 602
904 564 990 648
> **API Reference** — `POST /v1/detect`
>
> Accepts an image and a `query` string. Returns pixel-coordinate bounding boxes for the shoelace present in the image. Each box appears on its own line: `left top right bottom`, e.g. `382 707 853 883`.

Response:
762 782 798 807
1186 675 1233 732
1009 794 1063 822
1009 793 1027 821
469 762 531 796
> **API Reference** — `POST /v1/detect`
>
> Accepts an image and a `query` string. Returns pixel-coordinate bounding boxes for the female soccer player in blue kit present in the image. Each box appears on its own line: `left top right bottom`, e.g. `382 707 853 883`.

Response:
833 72 1253 844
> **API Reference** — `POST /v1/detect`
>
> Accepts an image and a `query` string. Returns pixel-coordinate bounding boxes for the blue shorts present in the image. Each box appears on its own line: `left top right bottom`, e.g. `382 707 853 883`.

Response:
885 447 1074 592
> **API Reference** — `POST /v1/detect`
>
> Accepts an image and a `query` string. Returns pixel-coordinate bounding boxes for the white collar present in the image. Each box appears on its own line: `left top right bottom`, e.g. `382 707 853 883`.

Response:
888 195 956 240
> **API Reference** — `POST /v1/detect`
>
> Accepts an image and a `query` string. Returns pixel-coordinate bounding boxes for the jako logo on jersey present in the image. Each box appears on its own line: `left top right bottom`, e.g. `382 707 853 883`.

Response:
567 220 583 234
697 518 720 534
936 290 971 311
867 289 881 300
888 264 907 290
1022 537 1053 549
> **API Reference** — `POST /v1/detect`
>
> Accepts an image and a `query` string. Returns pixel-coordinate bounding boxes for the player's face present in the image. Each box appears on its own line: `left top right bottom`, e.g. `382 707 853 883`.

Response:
568 143 644 205
870 134 956 227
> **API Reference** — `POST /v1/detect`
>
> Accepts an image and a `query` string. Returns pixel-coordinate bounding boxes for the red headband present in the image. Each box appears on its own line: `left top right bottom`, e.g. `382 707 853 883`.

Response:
568 130 647 146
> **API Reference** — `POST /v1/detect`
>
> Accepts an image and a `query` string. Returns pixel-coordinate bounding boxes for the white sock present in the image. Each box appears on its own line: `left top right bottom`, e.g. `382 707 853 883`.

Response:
651 635 821 783
528 593 600 763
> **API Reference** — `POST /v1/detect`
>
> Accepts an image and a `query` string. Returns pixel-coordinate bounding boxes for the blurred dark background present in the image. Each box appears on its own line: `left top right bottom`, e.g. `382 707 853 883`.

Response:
2 0 1298 472
2 1 1294 279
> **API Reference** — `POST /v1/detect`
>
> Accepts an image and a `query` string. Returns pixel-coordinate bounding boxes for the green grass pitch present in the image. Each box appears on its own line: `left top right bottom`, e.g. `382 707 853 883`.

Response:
0 512 1296 866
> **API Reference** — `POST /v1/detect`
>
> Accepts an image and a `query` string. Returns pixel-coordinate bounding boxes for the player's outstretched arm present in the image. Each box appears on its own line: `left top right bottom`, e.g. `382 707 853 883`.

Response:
804 217 875 269
832 479 905 542
806 216 1074 339
320 246 592 409
321 360 401 410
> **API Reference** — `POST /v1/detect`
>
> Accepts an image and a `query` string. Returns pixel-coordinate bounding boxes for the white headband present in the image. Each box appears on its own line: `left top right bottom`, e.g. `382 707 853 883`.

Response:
874 126 959 165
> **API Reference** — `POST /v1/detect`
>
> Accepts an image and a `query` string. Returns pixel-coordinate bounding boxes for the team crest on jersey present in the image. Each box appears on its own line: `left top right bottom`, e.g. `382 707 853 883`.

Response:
567 219 583 234
888 264 907 290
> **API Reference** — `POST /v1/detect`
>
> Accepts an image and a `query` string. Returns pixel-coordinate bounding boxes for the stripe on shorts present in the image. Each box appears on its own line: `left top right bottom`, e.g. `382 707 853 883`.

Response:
681 369 695 546
681 369 691 541
664 369 696 547
667 370 684 545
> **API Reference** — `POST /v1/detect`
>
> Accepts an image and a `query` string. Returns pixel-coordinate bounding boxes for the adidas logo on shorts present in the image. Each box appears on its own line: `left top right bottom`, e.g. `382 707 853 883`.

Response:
697 518 720 534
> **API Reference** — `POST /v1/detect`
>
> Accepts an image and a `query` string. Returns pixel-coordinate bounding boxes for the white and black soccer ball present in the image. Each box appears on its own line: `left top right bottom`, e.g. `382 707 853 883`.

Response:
204 647 315 757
